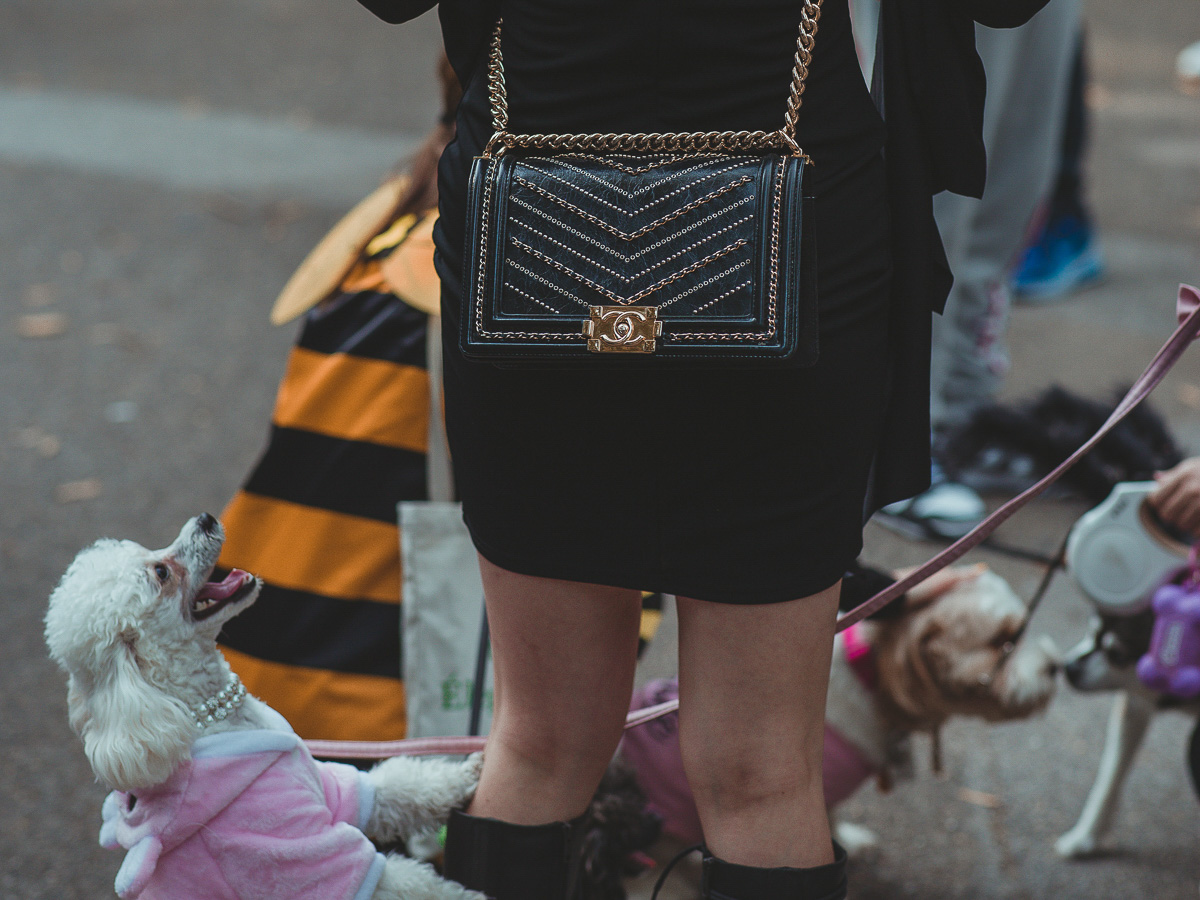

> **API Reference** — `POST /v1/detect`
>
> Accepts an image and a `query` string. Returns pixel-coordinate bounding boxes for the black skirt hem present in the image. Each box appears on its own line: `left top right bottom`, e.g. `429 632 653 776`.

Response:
464 511 852 605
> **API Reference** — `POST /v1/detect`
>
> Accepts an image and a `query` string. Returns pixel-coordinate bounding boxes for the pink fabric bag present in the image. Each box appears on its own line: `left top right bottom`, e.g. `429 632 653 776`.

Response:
621 678 875 843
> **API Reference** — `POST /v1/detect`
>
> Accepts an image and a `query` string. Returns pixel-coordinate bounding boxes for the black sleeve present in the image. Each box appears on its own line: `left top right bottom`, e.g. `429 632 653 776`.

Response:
961 0 1053 29
355 0 1048 30
839 562 907 620
355 0 437 24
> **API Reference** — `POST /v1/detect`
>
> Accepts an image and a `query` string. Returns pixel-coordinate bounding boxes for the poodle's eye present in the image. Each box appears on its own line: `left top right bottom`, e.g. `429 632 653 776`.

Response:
153 563 171 583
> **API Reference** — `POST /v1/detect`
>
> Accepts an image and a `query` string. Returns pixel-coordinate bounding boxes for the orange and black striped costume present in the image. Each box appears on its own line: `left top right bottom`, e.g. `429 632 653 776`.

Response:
216 210 436 741
216 205 665 742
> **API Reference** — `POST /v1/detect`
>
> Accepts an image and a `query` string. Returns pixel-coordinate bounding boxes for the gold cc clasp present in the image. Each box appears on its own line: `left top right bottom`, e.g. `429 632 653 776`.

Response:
583 306 662 353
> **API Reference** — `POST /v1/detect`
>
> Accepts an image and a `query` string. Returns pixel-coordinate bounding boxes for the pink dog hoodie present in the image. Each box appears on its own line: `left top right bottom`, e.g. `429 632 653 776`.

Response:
99 708 386 900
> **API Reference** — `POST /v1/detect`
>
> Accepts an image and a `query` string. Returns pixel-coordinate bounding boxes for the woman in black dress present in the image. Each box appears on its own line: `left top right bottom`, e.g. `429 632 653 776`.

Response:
353 2 1048 897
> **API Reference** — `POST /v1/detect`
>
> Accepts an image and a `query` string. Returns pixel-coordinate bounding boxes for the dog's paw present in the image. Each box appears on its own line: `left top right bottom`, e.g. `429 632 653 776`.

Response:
445 884 487 900
1054 827 1104 859
833 821 879 858
366 755 483 844
373 854 486 900
428 752 482 809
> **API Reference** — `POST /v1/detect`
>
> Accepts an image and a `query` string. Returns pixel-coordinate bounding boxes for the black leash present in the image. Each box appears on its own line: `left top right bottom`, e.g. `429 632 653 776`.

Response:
978 531 1069 687
650 844 704 900
979 536 1062 567
469 598 490 737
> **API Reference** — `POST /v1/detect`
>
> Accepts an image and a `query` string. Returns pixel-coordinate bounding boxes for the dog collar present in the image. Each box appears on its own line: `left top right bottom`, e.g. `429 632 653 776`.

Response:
841 623 878 691
192 673 247 727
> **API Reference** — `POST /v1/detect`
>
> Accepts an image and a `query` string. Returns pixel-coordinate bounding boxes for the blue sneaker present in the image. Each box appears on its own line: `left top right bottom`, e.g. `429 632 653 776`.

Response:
1011 214 1104 302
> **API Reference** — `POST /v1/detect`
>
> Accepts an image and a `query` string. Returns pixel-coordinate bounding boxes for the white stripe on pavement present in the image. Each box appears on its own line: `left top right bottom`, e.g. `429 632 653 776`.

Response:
0 87 423 206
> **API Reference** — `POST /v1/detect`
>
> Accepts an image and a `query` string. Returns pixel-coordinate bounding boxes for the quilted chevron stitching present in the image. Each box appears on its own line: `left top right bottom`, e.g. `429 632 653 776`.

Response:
517 169 632 217
656 259 752 311
558 152 708 175
512 174 754 241
511 237 748 306
511 213 754 286
510 226 629 283
535 158 751 203
552 156 724 193
673 156 786 341
509 194 755 263
470 151 798 347
474 157 580 340
692 280 753 314
505 259 591 307
504 280 574 313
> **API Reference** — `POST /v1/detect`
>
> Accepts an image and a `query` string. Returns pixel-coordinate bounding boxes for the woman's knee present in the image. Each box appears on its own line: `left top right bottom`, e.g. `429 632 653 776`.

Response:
680 728 825 816
489 700 626 776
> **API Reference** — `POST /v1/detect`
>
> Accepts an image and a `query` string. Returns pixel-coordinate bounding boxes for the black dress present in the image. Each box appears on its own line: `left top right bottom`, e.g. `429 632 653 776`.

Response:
354 0 1053 602
427 0 890 603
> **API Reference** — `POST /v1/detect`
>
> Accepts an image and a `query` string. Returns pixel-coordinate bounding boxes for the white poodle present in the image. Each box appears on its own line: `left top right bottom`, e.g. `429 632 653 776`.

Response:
45 513 484 900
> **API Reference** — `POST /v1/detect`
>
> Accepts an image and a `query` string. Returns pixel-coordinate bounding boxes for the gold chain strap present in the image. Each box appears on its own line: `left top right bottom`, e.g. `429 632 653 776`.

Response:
484 2 823 159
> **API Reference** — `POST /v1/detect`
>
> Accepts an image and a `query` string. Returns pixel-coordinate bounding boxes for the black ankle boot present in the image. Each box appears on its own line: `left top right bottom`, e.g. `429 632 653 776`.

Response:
700 843 848 900
442 809 585 900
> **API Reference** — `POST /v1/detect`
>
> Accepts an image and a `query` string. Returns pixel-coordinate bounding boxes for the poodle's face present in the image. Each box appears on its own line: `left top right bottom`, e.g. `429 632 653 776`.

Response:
45 515 260 790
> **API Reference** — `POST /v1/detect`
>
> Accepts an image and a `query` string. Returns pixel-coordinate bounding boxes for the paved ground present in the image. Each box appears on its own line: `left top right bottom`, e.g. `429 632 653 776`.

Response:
2 1 1197 898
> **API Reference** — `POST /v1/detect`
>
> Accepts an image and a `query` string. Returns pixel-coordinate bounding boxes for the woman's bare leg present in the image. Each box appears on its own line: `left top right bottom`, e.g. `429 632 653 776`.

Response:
676 583 841 868
469 555 643 824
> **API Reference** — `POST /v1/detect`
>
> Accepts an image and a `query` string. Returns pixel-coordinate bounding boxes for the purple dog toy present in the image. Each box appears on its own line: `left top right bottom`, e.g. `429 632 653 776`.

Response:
1138 553 1200 697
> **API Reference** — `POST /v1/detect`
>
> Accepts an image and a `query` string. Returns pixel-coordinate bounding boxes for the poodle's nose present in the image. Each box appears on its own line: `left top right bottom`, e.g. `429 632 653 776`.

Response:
197 513 219 535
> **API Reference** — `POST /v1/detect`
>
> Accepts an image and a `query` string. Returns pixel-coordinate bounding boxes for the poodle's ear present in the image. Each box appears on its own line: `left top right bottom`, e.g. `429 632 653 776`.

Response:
80 641 197 791
66 675 92 738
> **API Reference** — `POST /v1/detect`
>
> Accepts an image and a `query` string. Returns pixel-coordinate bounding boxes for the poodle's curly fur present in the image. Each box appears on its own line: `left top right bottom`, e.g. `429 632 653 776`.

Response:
46 515 484 900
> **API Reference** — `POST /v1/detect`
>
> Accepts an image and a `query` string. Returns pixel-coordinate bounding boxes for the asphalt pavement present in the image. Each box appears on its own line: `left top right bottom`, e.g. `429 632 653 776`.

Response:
2 1 1198 898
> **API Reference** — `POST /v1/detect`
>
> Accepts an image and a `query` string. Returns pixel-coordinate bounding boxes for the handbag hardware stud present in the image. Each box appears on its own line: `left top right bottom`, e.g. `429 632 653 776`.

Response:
583 306 662 353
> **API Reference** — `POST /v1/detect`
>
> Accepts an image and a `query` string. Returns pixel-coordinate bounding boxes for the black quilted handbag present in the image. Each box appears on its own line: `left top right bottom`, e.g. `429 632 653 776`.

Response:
462 3 823 365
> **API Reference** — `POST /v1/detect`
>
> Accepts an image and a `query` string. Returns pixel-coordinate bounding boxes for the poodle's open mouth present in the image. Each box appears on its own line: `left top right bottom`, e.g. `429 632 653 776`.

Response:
191 570 257 621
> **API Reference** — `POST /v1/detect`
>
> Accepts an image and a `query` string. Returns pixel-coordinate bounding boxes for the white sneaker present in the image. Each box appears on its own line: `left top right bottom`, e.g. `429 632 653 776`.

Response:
1178 40 1200 95
877 480 986 540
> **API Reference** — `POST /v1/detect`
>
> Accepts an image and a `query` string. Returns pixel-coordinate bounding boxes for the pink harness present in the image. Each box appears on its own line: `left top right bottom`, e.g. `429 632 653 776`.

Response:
841 621 877 691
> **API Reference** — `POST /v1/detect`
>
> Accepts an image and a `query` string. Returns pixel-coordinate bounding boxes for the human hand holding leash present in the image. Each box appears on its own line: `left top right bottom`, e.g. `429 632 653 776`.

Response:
1150 457 1200 537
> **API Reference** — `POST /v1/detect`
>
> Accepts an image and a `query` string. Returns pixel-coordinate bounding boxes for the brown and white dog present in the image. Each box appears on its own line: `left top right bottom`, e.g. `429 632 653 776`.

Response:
620 564 1061 853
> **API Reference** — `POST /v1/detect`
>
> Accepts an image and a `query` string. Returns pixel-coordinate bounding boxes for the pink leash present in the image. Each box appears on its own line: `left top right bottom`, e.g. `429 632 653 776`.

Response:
837 284 1200 630
306 286 1200 761
303 699 682 760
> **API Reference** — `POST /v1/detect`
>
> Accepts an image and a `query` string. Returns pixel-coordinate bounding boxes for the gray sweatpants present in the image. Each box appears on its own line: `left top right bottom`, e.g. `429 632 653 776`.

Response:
929 0 1083 432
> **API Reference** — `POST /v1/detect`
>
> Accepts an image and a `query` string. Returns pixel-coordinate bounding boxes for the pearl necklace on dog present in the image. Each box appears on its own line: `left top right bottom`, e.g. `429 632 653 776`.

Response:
192 673 247 727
